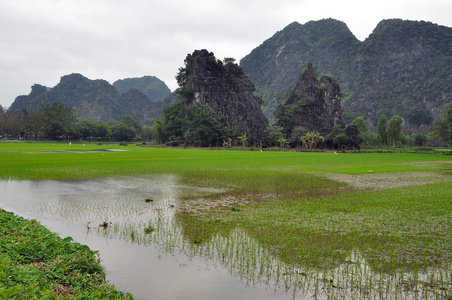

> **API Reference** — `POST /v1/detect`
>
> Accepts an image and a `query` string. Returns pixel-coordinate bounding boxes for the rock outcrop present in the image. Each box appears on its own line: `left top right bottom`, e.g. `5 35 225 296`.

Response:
277 63 343 136
181 49 268 144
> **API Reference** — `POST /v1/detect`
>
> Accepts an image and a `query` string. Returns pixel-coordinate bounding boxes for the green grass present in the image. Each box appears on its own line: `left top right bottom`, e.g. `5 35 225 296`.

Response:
0 209 131 299
0 141 450 180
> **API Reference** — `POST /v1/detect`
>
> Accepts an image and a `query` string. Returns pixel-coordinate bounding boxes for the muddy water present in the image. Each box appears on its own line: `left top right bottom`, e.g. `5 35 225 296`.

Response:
0 177 310 300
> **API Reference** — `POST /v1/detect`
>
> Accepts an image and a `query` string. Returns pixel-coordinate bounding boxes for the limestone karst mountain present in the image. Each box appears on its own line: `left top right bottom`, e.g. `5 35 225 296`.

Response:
179 49 268 144
240 18 452 133
9 73 170 124
276 63 343 137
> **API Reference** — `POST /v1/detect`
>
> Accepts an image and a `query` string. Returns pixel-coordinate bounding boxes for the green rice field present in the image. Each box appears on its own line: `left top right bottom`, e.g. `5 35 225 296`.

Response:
0 141 451 299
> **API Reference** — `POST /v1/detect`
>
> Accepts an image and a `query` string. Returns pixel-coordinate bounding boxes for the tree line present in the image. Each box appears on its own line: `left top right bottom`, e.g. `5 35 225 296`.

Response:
0 102 151 141
1 102 450 148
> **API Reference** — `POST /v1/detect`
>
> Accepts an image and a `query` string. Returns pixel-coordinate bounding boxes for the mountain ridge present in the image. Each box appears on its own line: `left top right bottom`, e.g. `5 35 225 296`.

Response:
9 73 171 124
240 18 452 133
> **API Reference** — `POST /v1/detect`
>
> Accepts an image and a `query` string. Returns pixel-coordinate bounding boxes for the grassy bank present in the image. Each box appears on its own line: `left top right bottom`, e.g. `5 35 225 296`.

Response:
0 209 131 299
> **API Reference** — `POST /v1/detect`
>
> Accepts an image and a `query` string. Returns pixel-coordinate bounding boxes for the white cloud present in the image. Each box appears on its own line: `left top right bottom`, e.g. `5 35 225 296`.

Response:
1 0 451 108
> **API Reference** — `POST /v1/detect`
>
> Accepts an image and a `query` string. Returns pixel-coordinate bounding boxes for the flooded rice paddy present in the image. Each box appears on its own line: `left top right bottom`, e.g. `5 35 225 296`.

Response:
0 174 450 299
0 176 299 299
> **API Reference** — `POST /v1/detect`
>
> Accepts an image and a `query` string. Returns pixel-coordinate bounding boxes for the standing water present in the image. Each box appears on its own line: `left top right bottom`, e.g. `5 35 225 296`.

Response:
0 176 313 300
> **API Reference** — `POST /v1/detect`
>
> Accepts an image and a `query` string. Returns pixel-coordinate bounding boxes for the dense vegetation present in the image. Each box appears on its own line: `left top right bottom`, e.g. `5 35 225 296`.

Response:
0 209 130 299
240 18 452 132
158 103 231 147
1 103 146 141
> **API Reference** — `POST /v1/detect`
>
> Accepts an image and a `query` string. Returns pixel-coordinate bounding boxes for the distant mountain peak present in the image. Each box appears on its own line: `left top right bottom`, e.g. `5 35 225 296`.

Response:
10 73 170 124
113 76 171 102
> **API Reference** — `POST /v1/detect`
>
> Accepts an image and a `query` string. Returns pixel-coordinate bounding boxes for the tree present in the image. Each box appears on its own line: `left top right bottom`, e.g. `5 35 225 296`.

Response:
387 115 403 148
22 109 43 139
345 124 363 149
175 67 187 87
351 116 367 133
430 104 452 146
223 57 236 64
141 126 154 141
0 109 21 138
361 130 382 148
291 126 307 149
302 131 324 150
121 115 142 136
266 125 283 147
110 121 137 141
160 103 230 147
238 133 248 148
333 133 347 149
76 120 98 139
413 133 429 147
377 114 388 146
40 102 76 139
185 105 230 147
326 125 345 149
154 120 167 144
277 137 287 150
95 122 112 139
407 107 433 127
309 131 325 149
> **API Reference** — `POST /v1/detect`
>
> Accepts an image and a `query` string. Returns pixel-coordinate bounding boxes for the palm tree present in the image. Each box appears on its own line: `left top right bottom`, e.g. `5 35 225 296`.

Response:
304 132 314 149
238 133 248 148
312 131 325 149
277 137 287 150
300 134 309 149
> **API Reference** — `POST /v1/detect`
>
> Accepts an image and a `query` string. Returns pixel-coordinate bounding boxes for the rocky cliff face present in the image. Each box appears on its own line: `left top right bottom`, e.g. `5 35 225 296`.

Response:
277 63 343 136
182 49 268 144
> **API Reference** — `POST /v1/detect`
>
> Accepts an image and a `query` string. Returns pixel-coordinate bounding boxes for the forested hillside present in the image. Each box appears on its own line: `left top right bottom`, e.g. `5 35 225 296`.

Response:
9 74 171 124
113 76 171 102
240 18 452 133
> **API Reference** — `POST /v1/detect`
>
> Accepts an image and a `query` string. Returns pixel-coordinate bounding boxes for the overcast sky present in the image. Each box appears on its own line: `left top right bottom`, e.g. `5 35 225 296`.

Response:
1 0 451 108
